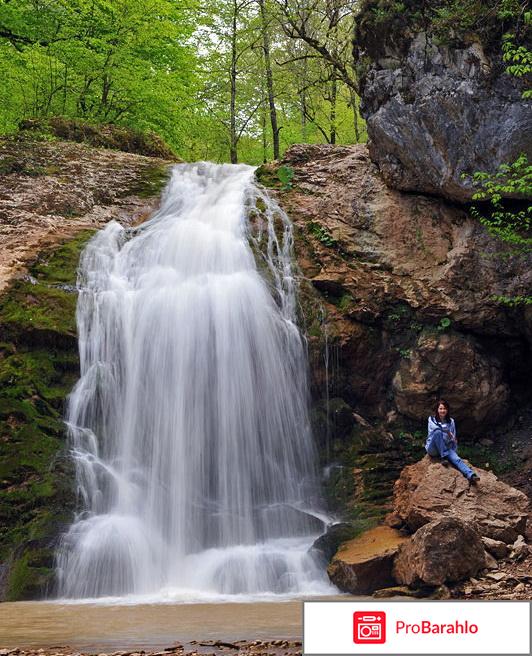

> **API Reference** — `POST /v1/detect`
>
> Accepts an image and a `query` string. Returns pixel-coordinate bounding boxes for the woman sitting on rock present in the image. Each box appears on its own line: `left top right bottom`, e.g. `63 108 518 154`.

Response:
425 399 479 484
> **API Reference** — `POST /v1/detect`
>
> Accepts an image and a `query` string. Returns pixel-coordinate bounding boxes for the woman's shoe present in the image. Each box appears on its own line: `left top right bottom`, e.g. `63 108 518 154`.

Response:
469 473 480 484
440 458 449 467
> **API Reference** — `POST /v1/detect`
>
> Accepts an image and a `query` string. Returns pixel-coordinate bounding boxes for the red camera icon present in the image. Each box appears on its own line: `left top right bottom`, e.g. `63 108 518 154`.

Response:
353 611 386 644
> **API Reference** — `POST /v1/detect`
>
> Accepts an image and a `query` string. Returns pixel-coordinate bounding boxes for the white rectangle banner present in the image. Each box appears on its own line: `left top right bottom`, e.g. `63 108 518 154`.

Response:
304 601 530 655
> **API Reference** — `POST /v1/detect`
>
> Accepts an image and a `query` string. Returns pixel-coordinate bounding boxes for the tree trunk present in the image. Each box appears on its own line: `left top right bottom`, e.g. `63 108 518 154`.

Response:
300 56 308 142
258 0 279 160
329 75 337 145
261 100 267 163
229 0 238 164
349 88 360 142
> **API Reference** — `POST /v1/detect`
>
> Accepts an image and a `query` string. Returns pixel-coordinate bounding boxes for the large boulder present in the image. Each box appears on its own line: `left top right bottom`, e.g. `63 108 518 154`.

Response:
327 526 409 594
393 517 487 586
392 331 510 432
355 25 531 202
387 456 529 543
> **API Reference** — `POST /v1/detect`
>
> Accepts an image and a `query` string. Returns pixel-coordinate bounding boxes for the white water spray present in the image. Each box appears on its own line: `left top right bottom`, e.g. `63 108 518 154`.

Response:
56 162 333 600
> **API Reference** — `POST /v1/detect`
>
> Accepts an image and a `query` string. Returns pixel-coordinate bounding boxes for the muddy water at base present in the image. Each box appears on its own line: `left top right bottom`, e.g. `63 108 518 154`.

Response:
0 600 328 650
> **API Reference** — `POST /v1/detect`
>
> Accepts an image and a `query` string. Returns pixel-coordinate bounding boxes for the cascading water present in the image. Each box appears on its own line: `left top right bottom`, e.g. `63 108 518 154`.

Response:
56 162 334 601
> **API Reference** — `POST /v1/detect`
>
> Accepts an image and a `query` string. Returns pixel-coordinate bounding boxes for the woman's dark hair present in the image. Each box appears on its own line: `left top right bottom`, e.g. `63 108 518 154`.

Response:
434 399 452 422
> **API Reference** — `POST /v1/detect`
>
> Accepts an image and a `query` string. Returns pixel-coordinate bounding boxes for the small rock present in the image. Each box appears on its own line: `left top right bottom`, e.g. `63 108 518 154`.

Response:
373 585 426 598
312 522 358 562
385 512 403 529
486 572 506 581
353 412 371 427
482 536 509 559
483 551 499 570
511 535 530 560
515 583 526 593
385 410 399 425
429 584 451 599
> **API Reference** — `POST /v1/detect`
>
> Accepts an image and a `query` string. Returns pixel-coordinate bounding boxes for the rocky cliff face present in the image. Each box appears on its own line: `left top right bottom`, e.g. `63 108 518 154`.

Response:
0 135 171 600
261 144 531 437
0 134 170 293
354 5 531 202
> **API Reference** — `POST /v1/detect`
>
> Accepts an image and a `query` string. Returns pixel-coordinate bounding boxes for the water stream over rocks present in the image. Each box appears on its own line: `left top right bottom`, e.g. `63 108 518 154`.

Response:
55 162 333 601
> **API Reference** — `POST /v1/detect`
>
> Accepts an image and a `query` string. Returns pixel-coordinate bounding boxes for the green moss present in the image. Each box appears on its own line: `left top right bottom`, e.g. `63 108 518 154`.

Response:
5 548 56 601
324 426 423 524
255 163 280 189
20 117 177 159
131 163 171 198
0 155 47 177
0 231 93 344
0 232 90 599
255 163 297 191
459 441 519 476
0 283 77 337
31 230 93 283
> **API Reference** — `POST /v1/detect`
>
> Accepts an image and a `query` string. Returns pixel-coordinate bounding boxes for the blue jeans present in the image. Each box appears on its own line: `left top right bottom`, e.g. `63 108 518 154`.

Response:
426 429 474 480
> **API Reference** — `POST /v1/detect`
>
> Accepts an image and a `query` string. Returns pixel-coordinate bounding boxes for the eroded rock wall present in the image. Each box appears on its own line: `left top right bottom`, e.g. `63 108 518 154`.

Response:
260 144 531 437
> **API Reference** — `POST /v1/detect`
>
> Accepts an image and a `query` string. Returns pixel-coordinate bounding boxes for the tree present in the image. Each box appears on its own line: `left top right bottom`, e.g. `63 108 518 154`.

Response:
0 0 197 148
0 0 367 161
258 0 280 159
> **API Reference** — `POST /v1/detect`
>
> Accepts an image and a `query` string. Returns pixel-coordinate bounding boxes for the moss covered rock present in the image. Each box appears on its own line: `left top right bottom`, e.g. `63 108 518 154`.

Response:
0 232 93 600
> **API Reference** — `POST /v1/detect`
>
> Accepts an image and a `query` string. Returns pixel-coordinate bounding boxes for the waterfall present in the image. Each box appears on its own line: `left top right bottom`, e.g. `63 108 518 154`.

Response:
56 162 333 601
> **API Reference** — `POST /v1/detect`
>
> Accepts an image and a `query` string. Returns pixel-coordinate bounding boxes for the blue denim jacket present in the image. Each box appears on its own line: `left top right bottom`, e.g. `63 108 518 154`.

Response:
426 415 456 450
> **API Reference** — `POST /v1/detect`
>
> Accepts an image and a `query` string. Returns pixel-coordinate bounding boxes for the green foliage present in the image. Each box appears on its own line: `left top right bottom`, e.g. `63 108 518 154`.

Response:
397 347 412 358
470 154 532 247
370 2 406 24
277 165 294 190
308 221 338 247
502 9 532 98
0 0 367 163
337 294 354 311
358 0 528 50
468 154 531 305
503 32 532 78
491 294 532 306
469 11 532 309
437 317 452 331
0 0 196 151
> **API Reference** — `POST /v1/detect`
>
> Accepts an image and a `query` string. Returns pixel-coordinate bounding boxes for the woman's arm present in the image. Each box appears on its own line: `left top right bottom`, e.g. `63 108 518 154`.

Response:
428 416 439 439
